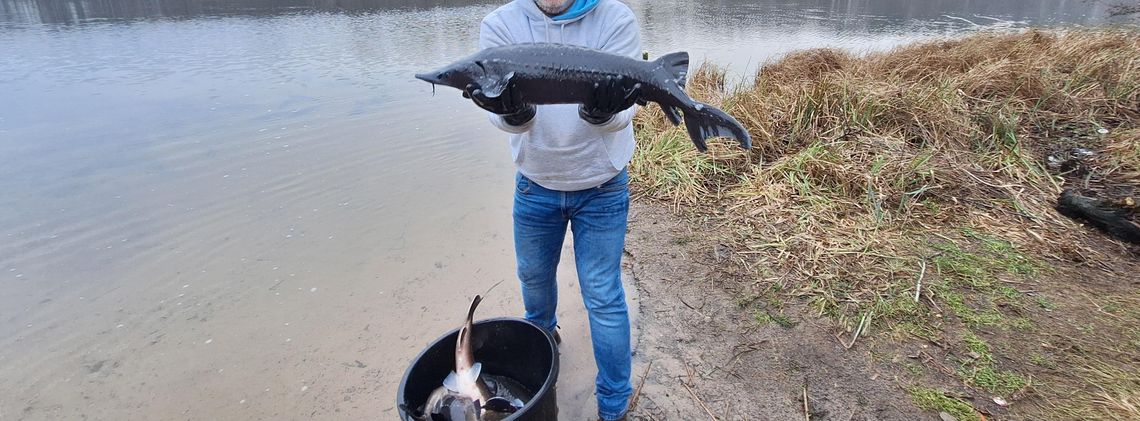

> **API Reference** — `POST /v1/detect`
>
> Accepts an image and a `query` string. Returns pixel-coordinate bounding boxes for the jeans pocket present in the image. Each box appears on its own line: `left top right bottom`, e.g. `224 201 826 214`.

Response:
597 169 629 193
516 174 532 194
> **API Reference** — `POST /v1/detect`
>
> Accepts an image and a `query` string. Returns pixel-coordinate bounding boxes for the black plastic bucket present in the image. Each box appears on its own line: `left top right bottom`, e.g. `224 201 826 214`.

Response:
397 317 559 421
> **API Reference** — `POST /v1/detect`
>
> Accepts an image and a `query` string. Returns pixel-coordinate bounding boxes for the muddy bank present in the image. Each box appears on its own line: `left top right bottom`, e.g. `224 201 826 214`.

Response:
624 202 927 420
624 197 1139 421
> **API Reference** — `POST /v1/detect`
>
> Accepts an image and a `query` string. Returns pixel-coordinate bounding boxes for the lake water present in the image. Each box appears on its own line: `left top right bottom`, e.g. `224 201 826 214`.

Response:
0 0 1123 419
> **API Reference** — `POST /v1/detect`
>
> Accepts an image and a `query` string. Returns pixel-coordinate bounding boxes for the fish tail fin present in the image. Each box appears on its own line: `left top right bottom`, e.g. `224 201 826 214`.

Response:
479 280 504 299
654 51 690 88
682 103 752 152
466 295 482 324
456 295 481 355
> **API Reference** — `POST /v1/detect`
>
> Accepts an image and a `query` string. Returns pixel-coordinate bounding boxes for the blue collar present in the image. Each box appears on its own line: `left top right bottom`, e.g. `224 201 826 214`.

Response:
551 0 599 21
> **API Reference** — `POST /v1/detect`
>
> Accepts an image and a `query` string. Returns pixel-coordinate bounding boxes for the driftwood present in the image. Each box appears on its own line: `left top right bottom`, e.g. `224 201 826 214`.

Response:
1056 189 1140 244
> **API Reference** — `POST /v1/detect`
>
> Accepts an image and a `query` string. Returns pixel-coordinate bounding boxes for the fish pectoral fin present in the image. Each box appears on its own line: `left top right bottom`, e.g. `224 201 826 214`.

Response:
477 72 515 99
443 371 460 392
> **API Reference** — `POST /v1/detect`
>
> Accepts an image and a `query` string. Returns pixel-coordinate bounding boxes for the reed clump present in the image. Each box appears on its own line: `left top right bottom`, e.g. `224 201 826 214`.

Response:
631 29 1140 420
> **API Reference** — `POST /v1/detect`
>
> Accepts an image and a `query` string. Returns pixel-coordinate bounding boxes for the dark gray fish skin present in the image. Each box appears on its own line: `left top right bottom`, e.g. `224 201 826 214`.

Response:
482 374 531 413
415 42 752 152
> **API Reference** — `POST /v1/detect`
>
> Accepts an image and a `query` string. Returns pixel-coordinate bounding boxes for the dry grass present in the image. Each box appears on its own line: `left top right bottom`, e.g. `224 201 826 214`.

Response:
630 29 1140 420
1100 128 1140 184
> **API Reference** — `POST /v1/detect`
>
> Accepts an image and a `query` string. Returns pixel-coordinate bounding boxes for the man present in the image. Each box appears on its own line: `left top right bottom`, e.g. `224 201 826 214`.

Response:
464 0 642 420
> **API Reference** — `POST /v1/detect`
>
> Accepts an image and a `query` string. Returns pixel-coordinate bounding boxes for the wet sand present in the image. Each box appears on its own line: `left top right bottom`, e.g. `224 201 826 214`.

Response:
0 110 640 420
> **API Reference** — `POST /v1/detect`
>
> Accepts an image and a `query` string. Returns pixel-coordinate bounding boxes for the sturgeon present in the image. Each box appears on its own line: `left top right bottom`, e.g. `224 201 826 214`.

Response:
413 295 521 421
415 43 752 152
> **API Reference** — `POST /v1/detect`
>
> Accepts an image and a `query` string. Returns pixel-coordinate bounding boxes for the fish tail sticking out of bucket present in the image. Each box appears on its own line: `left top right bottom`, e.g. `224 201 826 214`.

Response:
411 293 526 420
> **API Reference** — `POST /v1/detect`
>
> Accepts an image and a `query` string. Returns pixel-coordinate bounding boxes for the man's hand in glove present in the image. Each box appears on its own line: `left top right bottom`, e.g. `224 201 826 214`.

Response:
579 75 642 125
464 83 536 127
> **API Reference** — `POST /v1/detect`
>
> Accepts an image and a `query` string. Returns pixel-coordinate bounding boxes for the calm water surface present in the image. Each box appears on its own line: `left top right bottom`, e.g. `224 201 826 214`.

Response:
0 0 1122 419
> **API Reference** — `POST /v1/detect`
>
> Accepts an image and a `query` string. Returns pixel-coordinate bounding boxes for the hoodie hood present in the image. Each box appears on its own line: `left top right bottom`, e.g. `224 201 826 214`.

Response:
519 0 598 24
552 0 600 21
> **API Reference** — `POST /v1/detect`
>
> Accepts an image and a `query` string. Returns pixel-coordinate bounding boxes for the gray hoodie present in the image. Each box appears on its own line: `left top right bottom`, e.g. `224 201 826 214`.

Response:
479 0 641 192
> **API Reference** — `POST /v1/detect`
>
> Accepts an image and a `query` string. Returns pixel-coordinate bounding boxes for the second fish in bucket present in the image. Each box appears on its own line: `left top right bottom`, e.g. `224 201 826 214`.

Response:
403 294 532 421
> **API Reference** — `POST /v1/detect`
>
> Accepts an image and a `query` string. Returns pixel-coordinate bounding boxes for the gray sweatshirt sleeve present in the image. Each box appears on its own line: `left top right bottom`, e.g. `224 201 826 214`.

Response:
478 15 536 134
590 13 642 133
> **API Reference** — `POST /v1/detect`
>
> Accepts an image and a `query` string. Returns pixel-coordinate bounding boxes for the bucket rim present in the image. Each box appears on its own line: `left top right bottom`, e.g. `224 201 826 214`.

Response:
396 316 560 420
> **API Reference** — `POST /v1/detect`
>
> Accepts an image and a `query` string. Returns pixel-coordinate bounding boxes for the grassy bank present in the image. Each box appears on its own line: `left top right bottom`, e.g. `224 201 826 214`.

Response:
631 29 1139 420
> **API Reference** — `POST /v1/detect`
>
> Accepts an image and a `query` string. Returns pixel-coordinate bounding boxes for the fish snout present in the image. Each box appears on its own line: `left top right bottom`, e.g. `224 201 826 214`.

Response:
414 71 443 84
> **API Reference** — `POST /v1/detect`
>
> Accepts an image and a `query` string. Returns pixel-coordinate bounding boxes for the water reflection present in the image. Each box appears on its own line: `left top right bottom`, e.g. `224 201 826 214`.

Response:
0 0 502 24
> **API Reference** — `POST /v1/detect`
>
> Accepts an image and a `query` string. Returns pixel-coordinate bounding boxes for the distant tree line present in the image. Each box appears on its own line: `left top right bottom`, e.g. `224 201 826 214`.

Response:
1088 0 1140 16
1109 4 1140 16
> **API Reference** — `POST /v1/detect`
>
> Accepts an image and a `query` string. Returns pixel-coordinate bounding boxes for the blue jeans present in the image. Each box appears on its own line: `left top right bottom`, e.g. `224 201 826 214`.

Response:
513 168 632 421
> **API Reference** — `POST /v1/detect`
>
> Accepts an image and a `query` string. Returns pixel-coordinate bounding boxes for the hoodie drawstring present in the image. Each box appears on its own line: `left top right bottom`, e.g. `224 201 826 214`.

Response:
529 11 569 45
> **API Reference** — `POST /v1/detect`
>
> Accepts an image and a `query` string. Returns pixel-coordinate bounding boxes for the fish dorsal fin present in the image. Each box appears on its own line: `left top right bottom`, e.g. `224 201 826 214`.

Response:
655 52 689 88
477 72 515 99
443 371 459 392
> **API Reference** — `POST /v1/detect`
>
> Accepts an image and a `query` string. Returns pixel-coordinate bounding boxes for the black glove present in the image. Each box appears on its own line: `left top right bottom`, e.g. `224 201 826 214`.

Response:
579 75 642 125
464 83 536 126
